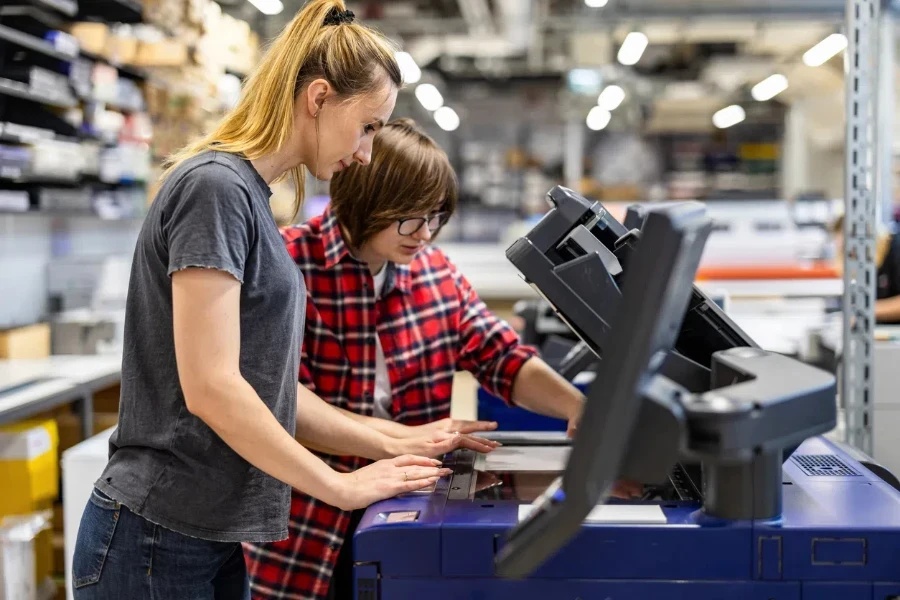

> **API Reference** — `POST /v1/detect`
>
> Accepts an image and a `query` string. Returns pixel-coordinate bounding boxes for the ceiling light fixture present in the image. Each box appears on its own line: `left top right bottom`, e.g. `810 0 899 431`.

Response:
598 85 626 111
415 84 444 111
395 52 422 84
247 0 283 15
434 106 460 131
586 107 612 131
617 32 648 66
585 0 609 7
803 33 848 67
713 105 746 129
751 74 788 101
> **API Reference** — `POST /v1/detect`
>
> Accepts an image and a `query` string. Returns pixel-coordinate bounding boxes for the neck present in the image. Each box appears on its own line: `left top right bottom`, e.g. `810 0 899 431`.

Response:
250 145 300 184
250 116 313 184
356 244 387 275
339 224 386 275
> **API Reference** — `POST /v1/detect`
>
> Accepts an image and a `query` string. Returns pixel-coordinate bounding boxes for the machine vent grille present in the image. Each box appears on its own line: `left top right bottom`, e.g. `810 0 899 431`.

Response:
791 454 860 477
357 578 377 600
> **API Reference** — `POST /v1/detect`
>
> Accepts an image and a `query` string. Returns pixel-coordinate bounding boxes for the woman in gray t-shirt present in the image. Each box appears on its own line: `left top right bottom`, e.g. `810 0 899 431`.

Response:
72 3 496 599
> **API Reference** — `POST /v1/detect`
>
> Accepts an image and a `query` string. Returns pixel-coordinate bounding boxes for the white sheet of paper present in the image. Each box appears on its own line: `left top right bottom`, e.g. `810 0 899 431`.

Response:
475 446 570 472
518 503 667 524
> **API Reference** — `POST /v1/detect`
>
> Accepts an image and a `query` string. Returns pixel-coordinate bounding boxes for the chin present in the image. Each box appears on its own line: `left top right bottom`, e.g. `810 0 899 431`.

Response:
392 251 420 264
314 169 335 181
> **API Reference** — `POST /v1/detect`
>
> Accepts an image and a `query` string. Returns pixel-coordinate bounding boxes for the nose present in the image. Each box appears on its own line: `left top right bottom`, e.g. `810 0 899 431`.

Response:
354 137 373 166
413 223 433 243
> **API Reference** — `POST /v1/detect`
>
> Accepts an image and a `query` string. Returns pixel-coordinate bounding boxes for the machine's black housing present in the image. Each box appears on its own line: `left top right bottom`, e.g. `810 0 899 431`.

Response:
495 187 837 579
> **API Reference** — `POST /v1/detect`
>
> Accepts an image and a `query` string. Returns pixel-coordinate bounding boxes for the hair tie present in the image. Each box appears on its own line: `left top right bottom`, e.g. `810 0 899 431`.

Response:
323 7 355 26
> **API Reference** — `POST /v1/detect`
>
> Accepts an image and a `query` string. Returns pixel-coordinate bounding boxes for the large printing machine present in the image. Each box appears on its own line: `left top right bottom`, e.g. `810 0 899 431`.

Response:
352 187 900 599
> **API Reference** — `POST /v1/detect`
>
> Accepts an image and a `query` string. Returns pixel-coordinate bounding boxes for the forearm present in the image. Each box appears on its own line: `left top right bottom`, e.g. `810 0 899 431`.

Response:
191 375 343 506
299 408 412 456
333 406 413 438
876 296 900 322
510 357 584 421
294 384 397 460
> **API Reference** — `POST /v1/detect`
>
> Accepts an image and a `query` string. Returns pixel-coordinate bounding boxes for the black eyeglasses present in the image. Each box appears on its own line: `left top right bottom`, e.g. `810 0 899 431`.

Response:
397 212 450 236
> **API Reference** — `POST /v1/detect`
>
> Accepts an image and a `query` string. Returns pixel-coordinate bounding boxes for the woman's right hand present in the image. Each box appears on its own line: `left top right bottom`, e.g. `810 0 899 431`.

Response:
330 455 452 511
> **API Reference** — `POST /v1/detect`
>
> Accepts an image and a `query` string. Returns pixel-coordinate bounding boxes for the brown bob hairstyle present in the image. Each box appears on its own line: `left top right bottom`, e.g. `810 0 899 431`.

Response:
330 117 458 249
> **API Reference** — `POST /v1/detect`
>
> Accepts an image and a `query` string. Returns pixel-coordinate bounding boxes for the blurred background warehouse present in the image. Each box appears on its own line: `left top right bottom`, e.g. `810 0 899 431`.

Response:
0 0 894 598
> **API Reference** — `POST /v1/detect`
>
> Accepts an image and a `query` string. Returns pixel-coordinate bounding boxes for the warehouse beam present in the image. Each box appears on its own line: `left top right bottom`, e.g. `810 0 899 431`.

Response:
842 0 880 455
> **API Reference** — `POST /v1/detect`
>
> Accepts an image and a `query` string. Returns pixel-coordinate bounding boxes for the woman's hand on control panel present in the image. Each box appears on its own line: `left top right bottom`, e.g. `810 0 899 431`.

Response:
330 455 452 510
388 430 500 459
413 418 499 436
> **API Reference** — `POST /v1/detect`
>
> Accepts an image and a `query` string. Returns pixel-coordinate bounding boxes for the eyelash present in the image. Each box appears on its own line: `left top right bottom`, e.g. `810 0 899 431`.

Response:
364 124 376 134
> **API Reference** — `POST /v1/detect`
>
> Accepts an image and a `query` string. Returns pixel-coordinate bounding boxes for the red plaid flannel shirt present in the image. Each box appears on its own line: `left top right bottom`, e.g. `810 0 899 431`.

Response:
243 206 536 599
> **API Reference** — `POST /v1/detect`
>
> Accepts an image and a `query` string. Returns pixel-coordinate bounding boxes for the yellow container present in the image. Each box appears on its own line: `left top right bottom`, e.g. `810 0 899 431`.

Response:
0 420 60 586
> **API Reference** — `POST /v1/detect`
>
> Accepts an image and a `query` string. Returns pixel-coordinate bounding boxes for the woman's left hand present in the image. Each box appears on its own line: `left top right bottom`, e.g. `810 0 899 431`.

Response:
413 418 499 437
390 430 500 459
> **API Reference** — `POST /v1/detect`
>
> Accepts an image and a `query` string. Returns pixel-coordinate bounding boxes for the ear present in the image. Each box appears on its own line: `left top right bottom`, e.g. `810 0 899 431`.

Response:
303 78 332 118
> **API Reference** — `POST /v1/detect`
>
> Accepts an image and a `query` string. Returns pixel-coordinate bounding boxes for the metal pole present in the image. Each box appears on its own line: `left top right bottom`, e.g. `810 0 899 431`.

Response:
564 115 585 191
876 5 895 227
842 0 879 455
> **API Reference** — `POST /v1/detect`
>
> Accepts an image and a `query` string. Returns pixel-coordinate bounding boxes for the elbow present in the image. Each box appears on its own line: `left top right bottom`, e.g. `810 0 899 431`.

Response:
181 377 227 423
183 388 213 421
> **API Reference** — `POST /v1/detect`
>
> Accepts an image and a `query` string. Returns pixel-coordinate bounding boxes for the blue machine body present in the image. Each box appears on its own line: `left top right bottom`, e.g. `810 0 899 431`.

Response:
354 435 900 599
477 387 566 431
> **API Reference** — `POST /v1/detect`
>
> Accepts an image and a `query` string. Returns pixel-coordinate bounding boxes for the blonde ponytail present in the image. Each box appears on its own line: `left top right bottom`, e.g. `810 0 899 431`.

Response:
163 0 402 219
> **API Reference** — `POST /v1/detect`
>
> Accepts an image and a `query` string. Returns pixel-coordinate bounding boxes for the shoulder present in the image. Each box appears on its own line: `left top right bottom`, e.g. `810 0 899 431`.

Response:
154 153 258 231
410 245 457 278
156 153 252 217
168 152 249 191
408 246 467 298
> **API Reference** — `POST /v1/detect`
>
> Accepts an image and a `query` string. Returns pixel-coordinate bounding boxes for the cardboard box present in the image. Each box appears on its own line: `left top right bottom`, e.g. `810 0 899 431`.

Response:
92 386 120 414
104 35 138 65
0 421 59 594
0 324 50 360
0 420 59 517
51 504 62 536
56 413 118 454
132 40 189 67
68 23 108 56
51 534 63 578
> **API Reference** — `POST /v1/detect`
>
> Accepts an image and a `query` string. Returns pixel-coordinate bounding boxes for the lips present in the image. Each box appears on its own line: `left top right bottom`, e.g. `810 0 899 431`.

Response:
401 245 420 254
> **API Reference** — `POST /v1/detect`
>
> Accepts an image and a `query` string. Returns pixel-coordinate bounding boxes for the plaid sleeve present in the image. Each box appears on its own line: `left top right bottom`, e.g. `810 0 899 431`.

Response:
450 261 537 404
299 345 316 392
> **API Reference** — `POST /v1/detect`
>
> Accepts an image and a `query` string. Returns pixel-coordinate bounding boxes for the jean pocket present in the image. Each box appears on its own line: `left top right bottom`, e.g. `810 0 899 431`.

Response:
73 489 121 589
88 489 120 511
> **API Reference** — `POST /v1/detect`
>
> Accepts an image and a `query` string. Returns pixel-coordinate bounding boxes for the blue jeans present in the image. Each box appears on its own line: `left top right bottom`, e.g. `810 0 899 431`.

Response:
73 488 250 600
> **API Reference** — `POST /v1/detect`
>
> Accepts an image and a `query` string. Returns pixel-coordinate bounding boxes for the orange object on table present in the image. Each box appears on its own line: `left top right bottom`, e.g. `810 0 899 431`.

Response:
696 263 839 281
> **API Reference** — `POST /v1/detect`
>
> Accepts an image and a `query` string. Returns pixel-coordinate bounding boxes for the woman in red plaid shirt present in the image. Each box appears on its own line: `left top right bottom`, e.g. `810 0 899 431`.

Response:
244 119 640 599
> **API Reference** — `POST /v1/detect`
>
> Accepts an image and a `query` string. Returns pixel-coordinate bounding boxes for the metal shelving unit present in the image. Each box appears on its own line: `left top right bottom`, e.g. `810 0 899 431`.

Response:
79 49 148 80
0 22 77 61
25 0 77 19
76 0 143 23
0 77 76 108
840 0 897 455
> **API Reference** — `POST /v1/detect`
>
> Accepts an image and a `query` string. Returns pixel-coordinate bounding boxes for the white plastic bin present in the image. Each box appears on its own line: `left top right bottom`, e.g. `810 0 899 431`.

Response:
61 427 116 600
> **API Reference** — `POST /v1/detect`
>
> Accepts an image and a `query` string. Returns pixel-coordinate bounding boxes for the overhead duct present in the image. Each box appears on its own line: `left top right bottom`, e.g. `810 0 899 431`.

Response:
440 0 534 59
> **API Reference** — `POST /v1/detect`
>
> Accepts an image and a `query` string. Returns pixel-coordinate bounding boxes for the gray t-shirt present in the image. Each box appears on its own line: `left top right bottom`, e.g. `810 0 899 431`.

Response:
96 151 305 543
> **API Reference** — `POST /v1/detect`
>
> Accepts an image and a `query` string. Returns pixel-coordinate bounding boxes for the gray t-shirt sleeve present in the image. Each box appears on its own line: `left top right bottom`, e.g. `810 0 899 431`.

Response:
163 164 255 283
